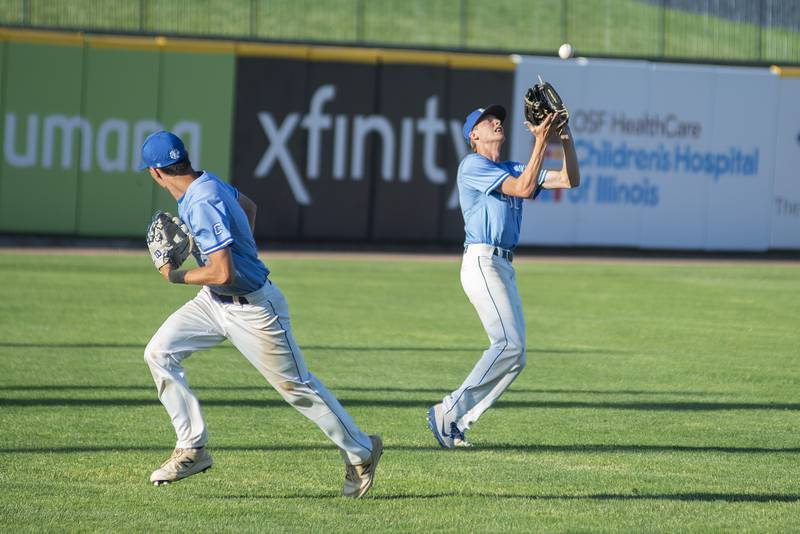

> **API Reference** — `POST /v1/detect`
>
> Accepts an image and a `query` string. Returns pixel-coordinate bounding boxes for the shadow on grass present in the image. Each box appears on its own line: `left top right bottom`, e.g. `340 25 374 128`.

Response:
374 492 800 503
209 492 800 503
0 385 717 396
2 397 798 411
3 443 799 455
0 341 621 355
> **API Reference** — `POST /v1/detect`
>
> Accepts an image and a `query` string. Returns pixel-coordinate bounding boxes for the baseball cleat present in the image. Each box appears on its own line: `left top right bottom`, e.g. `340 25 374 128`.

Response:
342 435 383 499
150 447 213 485
427 404 455 449
450 423 473 448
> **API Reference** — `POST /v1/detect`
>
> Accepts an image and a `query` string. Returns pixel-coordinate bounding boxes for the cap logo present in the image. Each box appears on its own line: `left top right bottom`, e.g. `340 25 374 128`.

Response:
169 148 180 160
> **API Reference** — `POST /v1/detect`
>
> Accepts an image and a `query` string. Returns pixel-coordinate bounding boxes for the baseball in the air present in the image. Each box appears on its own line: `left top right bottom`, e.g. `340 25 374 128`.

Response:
558 43 574 59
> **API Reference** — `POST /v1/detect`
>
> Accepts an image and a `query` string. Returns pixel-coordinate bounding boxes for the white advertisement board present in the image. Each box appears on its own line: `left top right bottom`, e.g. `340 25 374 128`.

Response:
771 76 800 249
512 56 789 251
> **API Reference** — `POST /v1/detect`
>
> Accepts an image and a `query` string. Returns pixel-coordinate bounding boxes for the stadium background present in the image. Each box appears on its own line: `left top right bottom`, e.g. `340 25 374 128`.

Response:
0 0 798 250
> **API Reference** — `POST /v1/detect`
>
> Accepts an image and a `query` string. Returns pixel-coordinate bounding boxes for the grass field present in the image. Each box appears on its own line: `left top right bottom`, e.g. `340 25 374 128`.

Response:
1 251 799 532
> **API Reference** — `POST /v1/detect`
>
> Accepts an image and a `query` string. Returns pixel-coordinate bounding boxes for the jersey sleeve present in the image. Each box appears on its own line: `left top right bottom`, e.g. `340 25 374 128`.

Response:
510 162 526 176
509 162 546 184
187 199 234 255
458 155 511 195
223 181 239 200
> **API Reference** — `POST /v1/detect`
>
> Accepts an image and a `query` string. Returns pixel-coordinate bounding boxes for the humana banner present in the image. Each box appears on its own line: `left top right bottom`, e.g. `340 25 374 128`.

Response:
0 38 234 236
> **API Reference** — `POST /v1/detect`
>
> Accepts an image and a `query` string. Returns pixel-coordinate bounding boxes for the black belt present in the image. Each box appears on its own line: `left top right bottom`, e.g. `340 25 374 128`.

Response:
493 248 514 262
465 246 514 262
211 292 249 305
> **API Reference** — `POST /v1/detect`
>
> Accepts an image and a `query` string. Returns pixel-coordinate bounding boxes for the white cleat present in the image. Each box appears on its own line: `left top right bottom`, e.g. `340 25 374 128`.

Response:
343 435 383 499
150 447 213 486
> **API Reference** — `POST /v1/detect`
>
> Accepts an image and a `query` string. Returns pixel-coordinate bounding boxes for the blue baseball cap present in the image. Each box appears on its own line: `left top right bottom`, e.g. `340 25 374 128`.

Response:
138 131 188 171
462 104 506 144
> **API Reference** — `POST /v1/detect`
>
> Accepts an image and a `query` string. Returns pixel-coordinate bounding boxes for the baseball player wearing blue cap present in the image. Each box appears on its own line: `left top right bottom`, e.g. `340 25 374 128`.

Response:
428 106 580 448
140 131 382 497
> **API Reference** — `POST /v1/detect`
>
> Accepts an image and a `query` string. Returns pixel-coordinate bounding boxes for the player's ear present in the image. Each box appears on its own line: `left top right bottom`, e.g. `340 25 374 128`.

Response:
149 167 166 185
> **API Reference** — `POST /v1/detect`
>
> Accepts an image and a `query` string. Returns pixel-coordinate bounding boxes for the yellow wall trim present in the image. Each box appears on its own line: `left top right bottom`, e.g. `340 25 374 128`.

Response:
0 26 513 70
0 27 83 46
448 52 515 71
310 46 380 64
237 42 310 59
771 65 800 77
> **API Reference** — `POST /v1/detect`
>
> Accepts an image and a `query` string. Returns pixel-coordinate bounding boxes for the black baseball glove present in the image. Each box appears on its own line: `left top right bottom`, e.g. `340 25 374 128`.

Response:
524 79 569 126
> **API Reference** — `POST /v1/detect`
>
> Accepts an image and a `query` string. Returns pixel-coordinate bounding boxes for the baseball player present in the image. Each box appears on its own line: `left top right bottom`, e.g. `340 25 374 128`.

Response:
428 105 580 448
140 131 382 497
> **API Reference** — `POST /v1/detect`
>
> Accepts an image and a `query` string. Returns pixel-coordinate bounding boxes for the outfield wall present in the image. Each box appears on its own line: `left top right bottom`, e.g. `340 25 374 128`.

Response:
0 29 797 251
0 29 515 243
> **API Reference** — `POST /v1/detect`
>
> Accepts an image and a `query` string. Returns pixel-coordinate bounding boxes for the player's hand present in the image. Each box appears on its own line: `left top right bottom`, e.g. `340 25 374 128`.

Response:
526 112 559 143
159 263 173 281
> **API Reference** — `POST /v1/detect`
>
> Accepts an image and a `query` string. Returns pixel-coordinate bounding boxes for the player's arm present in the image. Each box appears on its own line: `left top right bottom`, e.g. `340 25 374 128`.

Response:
499 113 560 198
160 247 233 285
540 124 580 190
238 192 257 233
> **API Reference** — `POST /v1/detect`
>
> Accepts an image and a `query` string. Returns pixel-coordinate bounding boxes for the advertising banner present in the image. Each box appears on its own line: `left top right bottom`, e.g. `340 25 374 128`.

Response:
512 57 780 251
0 33 236 237
771 76 800 249
231 53 514 242
0 41 84 234
76 43 236 236
151 49 235 220
1 30 793 250
77 46 161 236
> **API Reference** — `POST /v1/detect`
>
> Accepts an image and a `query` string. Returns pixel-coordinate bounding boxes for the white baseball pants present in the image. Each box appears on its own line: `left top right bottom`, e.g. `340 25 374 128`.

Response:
144 281 374 465
443 244 526 432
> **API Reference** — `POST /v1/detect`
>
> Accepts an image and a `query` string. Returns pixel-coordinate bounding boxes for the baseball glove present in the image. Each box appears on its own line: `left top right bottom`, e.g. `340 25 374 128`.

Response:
146 211 194 270
524 78 569 126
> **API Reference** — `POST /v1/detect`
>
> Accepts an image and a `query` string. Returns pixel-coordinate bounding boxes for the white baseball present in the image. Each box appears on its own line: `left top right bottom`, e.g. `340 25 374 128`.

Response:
558 43 573 59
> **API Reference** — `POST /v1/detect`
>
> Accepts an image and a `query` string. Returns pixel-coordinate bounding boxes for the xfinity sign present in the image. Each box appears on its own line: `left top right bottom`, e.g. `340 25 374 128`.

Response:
253 84 468 206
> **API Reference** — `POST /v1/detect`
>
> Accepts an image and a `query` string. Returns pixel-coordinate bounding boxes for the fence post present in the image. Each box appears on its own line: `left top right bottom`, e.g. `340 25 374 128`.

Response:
250 0 257 38
757 0 764 62
460 0 467 49
356 0 365 43
660 0 668 58
139 0 145 32
22 0 30 25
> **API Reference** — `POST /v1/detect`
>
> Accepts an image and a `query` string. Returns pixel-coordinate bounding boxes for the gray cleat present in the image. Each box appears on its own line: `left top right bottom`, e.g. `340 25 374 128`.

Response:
150 447 213 485
342 435 383 498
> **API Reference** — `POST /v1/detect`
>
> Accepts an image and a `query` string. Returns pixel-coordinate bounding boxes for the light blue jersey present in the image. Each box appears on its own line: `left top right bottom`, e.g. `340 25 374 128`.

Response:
457 153 546 250
178 171 268 296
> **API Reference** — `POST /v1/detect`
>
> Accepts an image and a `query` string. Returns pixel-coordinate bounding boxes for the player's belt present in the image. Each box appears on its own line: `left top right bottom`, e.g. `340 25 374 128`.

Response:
211 292 249 305
464 245 514 262
492 248 514 262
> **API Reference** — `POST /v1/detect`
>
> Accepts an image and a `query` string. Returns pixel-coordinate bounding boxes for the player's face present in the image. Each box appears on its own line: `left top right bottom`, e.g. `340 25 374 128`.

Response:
472 115 505 145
